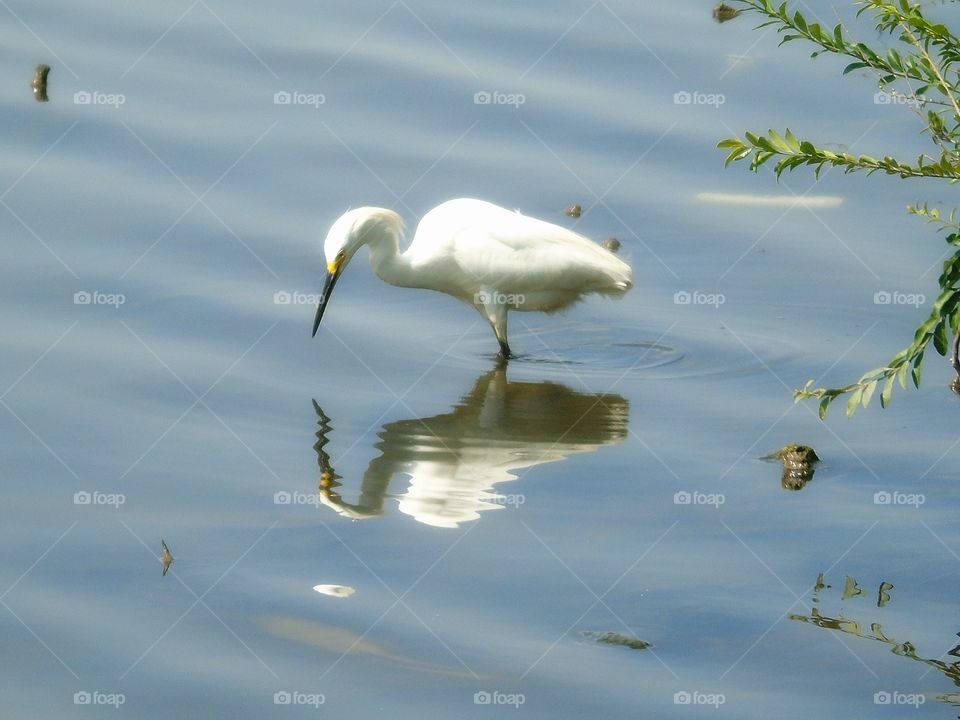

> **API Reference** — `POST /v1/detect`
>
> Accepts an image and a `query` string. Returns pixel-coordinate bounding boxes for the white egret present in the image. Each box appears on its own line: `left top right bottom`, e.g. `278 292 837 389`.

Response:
312 198 633 357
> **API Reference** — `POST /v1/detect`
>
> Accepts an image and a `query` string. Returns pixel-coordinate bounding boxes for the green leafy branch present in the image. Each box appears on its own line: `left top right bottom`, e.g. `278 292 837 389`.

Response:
719 0 960 416
796 205 960 417
718 127 960 179
737 0 960 102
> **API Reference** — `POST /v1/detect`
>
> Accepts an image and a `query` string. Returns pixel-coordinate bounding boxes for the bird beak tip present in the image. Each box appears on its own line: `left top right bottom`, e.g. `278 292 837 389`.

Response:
312 269 340 338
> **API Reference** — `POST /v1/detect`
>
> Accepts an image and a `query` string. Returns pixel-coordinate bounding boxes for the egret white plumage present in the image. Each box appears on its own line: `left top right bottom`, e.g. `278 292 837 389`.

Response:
312 198 633 358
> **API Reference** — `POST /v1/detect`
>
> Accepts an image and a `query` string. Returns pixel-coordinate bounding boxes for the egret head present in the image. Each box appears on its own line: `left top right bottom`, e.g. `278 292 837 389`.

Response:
312 207 404 337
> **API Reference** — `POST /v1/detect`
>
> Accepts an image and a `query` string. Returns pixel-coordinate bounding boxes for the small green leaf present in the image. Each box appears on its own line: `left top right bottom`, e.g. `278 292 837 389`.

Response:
819 396 831 420
784 128 801 152
843 61 869 74
881 374 896 408
847 386 864 417
934 321 949 355
896 362 910 389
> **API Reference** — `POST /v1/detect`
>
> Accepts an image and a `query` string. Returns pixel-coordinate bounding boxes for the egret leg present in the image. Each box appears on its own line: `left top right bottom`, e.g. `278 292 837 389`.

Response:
478 290 512 359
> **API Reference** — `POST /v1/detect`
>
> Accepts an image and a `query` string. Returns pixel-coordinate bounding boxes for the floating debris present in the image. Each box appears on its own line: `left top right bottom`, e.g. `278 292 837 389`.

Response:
696 192 843 208
580 630 651 651
313 584 356 598
712 3 741 23
32 64 50 102
602 238 621 253
761 444 820 490
259 615 481 678
563 203 582 218
160 539 174 576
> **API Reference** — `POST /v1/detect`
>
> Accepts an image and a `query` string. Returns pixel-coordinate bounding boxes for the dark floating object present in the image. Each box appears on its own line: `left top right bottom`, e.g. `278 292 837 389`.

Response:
602 238 621 253
563 203 582 218
712 3 741 23
161 539 174 576
580 630 651 651
32 64 50 102
761 443 819 490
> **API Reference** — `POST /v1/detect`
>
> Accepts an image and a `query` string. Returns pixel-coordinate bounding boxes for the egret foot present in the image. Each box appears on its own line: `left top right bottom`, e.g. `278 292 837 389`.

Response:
498 340 512 360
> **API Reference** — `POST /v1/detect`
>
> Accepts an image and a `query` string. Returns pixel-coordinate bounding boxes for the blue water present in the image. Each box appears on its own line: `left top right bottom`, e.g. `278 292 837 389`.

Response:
2 1 959 717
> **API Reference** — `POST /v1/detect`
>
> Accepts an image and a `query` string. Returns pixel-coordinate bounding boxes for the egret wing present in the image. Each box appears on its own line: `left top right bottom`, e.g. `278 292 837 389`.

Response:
449 210 631 294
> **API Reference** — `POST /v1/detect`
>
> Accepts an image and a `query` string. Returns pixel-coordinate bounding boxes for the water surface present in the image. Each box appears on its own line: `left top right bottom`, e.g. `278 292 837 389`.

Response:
2 1 959 717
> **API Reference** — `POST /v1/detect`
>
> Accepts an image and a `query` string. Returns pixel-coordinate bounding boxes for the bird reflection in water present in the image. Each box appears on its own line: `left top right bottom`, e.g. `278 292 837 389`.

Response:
313 366 628 528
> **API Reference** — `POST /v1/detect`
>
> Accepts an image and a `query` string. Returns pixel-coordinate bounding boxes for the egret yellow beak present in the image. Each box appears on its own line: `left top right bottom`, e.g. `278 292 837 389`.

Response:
312 258 343 337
